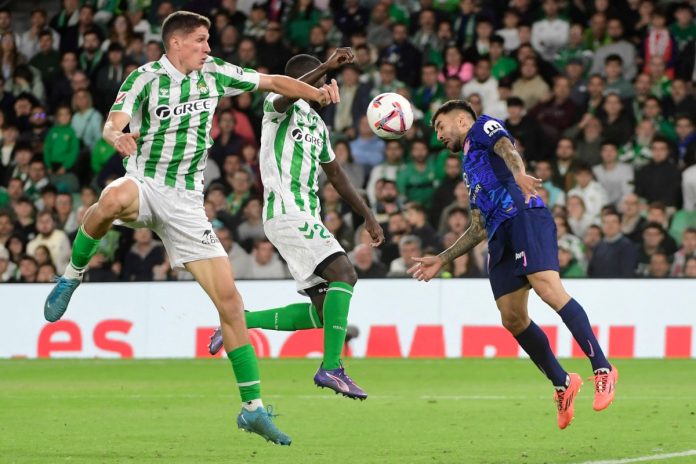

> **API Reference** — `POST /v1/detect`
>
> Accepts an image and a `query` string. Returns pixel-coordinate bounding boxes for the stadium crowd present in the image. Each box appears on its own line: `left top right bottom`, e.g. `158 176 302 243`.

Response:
2 0 696 283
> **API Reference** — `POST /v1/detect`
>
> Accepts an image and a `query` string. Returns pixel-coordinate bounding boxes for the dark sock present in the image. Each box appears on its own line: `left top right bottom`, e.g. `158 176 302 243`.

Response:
515 320 568 387
558 298 611 372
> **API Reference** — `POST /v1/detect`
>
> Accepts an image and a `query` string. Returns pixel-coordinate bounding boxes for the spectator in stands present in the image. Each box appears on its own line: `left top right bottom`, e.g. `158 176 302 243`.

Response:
350 116 385 171
462 58 499 115
530 75 578 145
674 114 696 168
512 57 550 110
636 222 671 276
0 211 12 246
212 226 249 279
599 93 634 146
554 214 586 267
591 18 637 80
670 227 696 277
94 43 128 114
388 234 422 277
558 240 586 278
505 97 545 162
593 141 634 207
439 45 472 84
29 30 60 90
531 0 569 62
498 9 521 52
122 228 165 282
352 243 387 278
583 12 608 51
24 160 49 201
43 105 79 175
256 21 292 75
643 95 676 140
551 137 578 191
208 111 244 169
618 192 644 244
380 23 422 89
367 139 404 206
0 245 14 282
324 210 354 252
489 35 517 82
248 239 287 279
371 61 406 98
411 9 440 66
71 89 102 150
397 139 438 208
567 194 596 238
582 74 605 115
588 211 638 277
646 252 671 278
404 202 440 252
78 28 104 79
26 210 70 271
49 51 78 110
13 196 36 240
324 64 371 138
236 197 265 247
33 244 53 268
663 78 696 122
603 55 634 99
430 155 461 227
372 179 402 224
635 136 682 208
641 7 676 78
11 255 38 283
684 256 696 278
55 192 77 236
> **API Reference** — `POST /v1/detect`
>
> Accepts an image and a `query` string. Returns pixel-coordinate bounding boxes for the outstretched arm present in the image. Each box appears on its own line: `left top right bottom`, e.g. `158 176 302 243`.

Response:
272 48 354 113
322 159 384 247
408 209 486 282
257 74 339 107
493 137 542 202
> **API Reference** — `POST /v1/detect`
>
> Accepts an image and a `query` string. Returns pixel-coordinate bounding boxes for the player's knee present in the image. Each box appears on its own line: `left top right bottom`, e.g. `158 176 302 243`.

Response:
501 312 529 335
340 265 358 287
98 189 126 220
533 285 558 307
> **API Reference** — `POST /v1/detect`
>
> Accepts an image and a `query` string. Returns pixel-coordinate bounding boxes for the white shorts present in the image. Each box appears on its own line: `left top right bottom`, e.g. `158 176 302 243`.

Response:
264 211 345 292
107 175 226 270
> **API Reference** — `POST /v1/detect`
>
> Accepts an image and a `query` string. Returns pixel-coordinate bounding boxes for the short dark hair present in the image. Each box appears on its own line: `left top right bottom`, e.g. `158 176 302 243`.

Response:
405 202 426 215
38 29 53 40
605 54 623 65
285 54 321 79
506 96 525 108
161 11 211 50
431 100 477 128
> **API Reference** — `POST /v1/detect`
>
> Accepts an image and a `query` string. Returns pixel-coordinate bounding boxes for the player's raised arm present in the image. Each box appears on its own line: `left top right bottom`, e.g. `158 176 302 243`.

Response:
271 47 353 113
103 112 139 157
492 137 543 203
258 72 339 108
322 159 384 247
408 209 486 282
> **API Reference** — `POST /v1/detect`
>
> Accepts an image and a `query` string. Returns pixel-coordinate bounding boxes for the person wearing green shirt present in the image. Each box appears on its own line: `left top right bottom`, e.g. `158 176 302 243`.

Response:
644 96 677 141
559 245 586 278
397 139 439 208
490 35 517 80
670 3 696 51
286 1 319 50
43 105 80 174
90 136 117 175
412 63 445 112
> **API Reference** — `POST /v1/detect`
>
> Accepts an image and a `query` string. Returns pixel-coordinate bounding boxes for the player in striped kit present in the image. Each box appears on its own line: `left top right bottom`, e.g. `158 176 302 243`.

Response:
208 50 384 399
43 11 341 445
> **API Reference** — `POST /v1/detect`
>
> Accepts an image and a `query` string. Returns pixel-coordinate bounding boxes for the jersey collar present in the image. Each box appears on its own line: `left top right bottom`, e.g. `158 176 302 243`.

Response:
158 54 199 83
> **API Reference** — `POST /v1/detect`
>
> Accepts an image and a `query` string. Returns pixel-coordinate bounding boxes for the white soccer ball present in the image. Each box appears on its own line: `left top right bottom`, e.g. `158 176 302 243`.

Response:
366 92 414 140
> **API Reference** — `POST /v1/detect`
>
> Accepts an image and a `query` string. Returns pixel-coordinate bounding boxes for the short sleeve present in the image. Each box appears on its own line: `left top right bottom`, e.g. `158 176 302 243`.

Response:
110 70 148 116
472 116 513 153
263 93 288 117
319 129 335 163
212 57 259 97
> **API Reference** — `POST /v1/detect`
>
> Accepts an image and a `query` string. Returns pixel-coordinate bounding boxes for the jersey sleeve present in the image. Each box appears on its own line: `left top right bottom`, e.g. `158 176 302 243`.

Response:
263 93 288 117
319 128 335 164
110 69 148 116
211 57 260 97
471 115 513 154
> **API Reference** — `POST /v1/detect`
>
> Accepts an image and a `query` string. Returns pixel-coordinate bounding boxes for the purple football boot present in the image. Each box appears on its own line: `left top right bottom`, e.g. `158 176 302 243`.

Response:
313 363 367 400
208 327 223 355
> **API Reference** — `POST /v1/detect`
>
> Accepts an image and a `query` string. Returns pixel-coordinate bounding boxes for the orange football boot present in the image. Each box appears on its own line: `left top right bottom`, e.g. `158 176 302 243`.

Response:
554 373 582 429
592 365 619 411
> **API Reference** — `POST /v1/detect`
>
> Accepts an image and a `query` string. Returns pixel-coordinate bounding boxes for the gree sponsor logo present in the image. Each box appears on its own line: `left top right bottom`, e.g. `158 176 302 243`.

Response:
290 128 324 148
155 98 214 120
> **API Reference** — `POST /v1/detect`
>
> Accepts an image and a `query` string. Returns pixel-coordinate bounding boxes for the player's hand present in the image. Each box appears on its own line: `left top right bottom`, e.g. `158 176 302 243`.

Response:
514 172 543 203
114 132 140 157
316 79 340 106
324 47 354 70
364 218 385 247
408 256 444 282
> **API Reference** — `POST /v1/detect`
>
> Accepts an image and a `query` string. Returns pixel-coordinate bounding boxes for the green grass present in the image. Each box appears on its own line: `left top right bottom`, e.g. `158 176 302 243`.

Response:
1 359 695 464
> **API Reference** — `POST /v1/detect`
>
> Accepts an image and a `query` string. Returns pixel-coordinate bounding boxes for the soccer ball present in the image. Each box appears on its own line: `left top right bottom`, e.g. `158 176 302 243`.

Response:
366 92 414 140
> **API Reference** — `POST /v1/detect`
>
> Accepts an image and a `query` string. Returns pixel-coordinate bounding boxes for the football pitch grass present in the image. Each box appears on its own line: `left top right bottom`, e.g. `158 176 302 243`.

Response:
1 359 695 464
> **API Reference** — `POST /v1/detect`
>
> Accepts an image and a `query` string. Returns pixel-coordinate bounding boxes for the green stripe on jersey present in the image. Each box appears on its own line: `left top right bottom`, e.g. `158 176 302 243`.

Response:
266 191 275 221
210 71 257 93
111 70 143 111
289 118 306 211
271 108 294 219
185 77 210 190
144 75 172 179
165 79 192 187
135 89 152 167
306 121 319 217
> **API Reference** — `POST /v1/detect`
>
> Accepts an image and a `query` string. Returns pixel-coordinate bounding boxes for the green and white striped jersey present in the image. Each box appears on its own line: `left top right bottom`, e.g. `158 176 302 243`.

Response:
260 94 336 222
110 54 259 191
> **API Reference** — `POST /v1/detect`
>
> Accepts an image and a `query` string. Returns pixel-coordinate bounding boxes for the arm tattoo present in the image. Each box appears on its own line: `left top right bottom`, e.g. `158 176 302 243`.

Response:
493 137 526 176
438 209 487 264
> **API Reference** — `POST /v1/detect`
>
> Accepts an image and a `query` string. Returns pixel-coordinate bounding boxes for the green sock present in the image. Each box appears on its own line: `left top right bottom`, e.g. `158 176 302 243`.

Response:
70 225 101 269
322 282 353 370
246 303 322 331
227 344 261 402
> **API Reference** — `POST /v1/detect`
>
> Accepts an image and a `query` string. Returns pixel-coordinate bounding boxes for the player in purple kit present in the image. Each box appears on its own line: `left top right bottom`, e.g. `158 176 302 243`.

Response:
409 100 618 429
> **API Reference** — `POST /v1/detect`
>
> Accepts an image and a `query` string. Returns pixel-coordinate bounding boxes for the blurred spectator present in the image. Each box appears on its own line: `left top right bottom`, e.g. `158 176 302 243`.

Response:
372 179 403 224
506 97 546 162
531 0 569 62
102 14 135 52
13 196 36 240
78 28 105 79
634 136 682 208
535 160 564 207
29 30 61 89
555 214 586 269
209 111 244 169
512 57 551 110
567 194 595 238
19 9 57 60
551 137 578 192
44 105 79 174
55 192 78 235
11 254 38 283
583 12 608 51
94 43 128 115
439 45 472 84
641 7 676 78
324 210 354 252
33 244 53 268
599 93 634 146
37 262 57 282
256 21 291 75
430 155 461 227
636 222 671 276
670 227 696 277
352 243 387 278
619 118 656 168
498 9 521 52
248 239 286 279
387 234 422 277
0 245 15 281
324 64 371 138
462 58 499 115
663 78 696 123
350 116 385 170
591 18 637 80
646 251 671 278
71 89 103 150
558 240 586 278
529 75 578 145
216 226 251 279
413 63 443 113
0 211 12 246
593 141 634 207
26 210 70 271
228 169 253 219
405 202 440 251
674 114 696 168
212 24 238 63
236 197 265 246
366 3 392 51
122 228 165 282
371 61 406 98
642 95 676 140
323 140 364 190
603 55 634 99
335 0 369 39
24 159 50 200
397 139 438 208
588 211 638 278
567 163 608 220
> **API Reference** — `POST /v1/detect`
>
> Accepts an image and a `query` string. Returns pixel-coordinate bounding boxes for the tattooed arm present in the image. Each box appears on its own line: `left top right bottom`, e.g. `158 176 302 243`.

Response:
493 137 542 201
408 208 487 282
